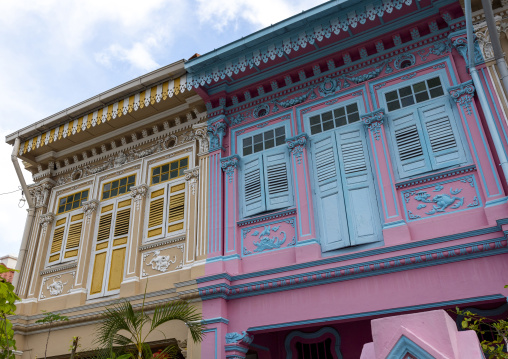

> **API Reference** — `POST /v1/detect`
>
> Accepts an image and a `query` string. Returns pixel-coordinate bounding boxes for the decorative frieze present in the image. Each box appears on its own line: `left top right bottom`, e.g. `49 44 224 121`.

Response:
141 243 185 277
39 271 75 300
361 109 385 141
241 217 296 256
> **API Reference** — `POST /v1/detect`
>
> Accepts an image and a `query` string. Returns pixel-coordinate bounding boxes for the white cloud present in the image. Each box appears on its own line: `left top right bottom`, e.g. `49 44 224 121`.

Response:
196 0 326 31
95 41 160 72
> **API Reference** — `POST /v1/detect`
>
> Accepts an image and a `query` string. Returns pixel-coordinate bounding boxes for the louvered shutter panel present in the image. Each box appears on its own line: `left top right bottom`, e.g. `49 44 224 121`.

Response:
262 149 293 211
90 206 113 295
64 213 83 259
147 188 165 239
310 133 350 251
419 100 466 170
391 110 432 178
108 199 131 292
335 128 381 246
49 217 66 263
168 183 185 233
242 154 266 217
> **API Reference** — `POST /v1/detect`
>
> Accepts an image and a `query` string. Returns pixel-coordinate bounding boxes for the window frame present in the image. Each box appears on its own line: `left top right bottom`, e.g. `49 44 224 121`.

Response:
56 189 89 214
237 121 294 218
46 189 90 267
150 157 189 185
303 98 364 136
144 155 190 243
377 71 471 180
101 174 136 201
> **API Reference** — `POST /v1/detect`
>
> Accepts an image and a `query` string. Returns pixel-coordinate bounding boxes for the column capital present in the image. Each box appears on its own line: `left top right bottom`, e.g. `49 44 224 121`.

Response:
184 167 200 195
361 108 386 140
130 184 149 210
220 155 240 183
448 29 484 66
286 133 308 164
193 123 210 156
81 199 99 222
208 118 228 152
40 212 55 228
225 331 253 359
448 80 475 115
29 178 56 208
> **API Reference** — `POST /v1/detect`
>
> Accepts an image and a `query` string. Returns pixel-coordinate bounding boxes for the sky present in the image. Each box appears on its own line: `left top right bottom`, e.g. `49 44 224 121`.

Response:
0 0 328 259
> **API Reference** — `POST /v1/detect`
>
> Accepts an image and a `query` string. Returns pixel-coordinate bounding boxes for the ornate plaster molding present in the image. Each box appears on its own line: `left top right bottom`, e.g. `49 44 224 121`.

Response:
29 179 56 208
81 200 99 223
208 120 228 152
220 155 240 183
361 108 386 141
40 213 55 236
448 81 475 115
286 134 308 164
130 184 149 209
184 167 200 195
448 30 484 66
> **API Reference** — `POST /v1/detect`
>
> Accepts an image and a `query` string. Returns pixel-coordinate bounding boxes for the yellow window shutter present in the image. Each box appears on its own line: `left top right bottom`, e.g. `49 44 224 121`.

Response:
49 225 65 262
147 188 165 238
168 183 185 233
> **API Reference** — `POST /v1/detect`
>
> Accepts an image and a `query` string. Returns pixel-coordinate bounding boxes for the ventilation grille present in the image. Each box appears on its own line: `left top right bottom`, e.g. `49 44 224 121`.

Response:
66 222 82 249
315 147 337 182
426 117 457 153
395 125 423 161
97 213 112 241
168 193 185 224
266 163 288 194
245 169 262 201
51 227 65 254
114 208 131 237
148 198 164 228
341 141 367 174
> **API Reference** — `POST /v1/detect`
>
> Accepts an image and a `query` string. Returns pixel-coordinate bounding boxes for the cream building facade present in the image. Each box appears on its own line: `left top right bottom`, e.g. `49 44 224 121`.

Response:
6 60 209 358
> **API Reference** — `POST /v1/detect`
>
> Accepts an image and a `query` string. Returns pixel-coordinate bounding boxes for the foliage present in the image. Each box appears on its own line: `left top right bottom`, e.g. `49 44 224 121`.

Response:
454 307 508 359
35 311 69 359
0 266 19 359
94 290 203 359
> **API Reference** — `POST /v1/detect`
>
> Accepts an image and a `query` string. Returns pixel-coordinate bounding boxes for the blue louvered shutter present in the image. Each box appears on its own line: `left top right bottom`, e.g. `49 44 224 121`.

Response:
419 100 466 171
335 128 382 246
242 154 266 217
311 133 351 251
390 109 432 178
262 148 293 211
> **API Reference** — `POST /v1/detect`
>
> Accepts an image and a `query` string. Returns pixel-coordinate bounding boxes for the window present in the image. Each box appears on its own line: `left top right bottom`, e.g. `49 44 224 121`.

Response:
382 76 468 178
309 103 360 135
385 77 444 112
145 159 189 241
89 196 132 298
57 190 89 214
240 125 293 217
151 158 188 185
295 339 334 359
102 175 136 200
242 126 286 156
49 190 88 264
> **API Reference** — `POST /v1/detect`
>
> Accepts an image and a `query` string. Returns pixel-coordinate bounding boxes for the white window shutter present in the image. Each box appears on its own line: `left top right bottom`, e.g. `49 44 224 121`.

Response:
262 148 293 211
310 133 351 251
391 110 432 178
242 153 266 217
335 128 382 246
419 100 466 170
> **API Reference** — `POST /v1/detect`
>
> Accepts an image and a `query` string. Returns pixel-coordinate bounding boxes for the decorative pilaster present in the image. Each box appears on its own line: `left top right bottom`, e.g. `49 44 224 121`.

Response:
72 199 99 292
184 167 200 263
448 81 504 201
28 178 56 209
193 123 210 261
361 109 406 234
286 133 308 165
448 30 484 66
220 155 240 183
225 332 254 359
220 155 240 256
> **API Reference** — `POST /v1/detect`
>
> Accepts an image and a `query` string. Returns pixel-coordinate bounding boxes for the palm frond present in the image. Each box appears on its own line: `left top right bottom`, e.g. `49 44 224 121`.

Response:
149 300 204 343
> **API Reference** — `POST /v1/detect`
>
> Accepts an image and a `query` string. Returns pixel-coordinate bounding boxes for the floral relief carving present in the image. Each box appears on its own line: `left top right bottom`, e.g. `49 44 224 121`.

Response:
81 200 99 222
29 180 55 207
141 244 185 277
220 156 240 183
40 213 55 235
130 184 149 209
242 218 296 256
448 81 475 115
208 120 227 152
184 167 200 195
146 250 177 272
39 272 75 299
361 109 385 141
286 134 308 164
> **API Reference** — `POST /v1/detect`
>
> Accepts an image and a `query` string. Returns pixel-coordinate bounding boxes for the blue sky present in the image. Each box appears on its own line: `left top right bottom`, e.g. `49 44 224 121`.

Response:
0 0 327 258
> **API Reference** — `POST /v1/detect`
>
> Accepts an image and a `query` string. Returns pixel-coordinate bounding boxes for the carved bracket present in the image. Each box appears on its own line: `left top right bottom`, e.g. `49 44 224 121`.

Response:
81 200 99 222
208 120 228 152
448 81 475 115
40 213 55 235
220 155 240 183
361 108 386 141
29 179 56 208
130 184 149 209
184 167 200 195
286 133 308 164
448 30 484 66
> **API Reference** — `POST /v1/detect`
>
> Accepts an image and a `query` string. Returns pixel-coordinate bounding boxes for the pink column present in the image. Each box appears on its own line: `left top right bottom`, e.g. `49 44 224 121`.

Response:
361 109 410 245
286 133 322 261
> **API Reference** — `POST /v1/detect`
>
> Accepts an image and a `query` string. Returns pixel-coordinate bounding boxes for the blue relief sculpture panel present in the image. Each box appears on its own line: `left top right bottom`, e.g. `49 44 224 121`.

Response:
241 217 296 256
401 175 482 221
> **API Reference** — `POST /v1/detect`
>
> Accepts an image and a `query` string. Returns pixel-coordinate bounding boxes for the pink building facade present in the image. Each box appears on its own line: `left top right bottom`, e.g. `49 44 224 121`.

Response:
185 0 508 357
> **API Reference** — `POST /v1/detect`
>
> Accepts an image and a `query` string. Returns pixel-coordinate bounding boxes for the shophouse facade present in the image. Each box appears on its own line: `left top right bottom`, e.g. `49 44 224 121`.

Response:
185 0 508 357
6 60 210 358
